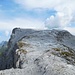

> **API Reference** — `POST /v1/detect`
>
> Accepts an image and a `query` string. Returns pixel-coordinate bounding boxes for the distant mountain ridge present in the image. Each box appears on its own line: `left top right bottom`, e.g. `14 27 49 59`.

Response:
0 41 7 47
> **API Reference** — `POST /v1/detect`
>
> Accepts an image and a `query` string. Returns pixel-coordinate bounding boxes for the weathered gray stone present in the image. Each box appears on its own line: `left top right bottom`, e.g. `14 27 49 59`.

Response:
0 28 75 75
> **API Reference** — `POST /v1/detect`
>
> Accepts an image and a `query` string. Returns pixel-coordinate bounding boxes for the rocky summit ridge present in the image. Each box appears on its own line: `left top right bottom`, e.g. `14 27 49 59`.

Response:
0 28 75 75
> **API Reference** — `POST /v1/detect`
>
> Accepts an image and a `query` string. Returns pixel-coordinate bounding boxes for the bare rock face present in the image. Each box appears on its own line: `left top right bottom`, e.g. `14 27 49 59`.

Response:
0 28 75 75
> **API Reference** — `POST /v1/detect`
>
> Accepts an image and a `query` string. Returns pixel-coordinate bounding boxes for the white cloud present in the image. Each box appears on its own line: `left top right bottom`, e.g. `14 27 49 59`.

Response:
14 0 75 11
45 12 71 29
14 0 75 29
0 18 45 31
0 0 75 35
41 0 75 35
14 0 62 9
5 31 10 36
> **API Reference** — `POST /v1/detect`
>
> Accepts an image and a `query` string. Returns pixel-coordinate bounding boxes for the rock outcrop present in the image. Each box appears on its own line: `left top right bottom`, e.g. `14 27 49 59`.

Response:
0 28 75 75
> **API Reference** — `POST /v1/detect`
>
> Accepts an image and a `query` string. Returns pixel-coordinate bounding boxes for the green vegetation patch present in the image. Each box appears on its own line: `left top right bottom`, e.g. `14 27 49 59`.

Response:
52 46 75 65
17 49 27 54
17 41 30 48
17 41 25 48
53 48 61 51
60 51 73 57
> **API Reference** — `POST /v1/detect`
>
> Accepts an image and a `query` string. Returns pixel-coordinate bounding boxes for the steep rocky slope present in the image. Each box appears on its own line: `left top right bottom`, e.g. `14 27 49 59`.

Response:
0 28 75 75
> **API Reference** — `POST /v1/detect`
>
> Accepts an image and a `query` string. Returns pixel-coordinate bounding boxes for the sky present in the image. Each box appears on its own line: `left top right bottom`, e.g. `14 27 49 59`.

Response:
0 0 75 41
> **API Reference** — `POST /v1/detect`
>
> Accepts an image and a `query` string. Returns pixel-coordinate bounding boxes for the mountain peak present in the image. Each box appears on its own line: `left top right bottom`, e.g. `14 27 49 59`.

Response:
0 28 75 75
